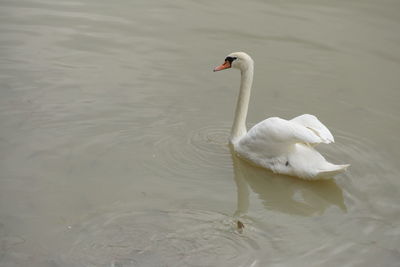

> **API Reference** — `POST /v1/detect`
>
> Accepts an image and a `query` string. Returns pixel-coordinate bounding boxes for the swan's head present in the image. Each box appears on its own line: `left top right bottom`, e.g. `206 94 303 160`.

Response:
213 52 254 72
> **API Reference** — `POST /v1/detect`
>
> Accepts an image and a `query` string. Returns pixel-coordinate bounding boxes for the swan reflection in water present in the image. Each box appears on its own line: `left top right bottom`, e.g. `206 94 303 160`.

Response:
229 146 346 217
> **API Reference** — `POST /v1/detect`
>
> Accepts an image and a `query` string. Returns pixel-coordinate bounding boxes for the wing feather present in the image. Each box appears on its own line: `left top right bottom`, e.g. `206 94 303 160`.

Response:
247 117 322 144
290 114 334 143
237 117 323 161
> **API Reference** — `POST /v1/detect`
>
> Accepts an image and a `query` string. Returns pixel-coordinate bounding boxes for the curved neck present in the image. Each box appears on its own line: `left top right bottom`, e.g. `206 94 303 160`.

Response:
230 65 253 142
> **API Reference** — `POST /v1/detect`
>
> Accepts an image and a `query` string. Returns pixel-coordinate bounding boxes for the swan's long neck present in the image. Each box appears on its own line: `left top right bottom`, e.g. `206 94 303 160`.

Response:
231 64 253 142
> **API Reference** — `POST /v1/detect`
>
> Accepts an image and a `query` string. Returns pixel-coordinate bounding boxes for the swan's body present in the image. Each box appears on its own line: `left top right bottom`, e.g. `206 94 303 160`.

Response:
214 52 349 180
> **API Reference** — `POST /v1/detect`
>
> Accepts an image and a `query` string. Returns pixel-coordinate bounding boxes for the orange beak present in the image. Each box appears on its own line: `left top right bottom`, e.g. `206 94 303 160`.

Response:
213 61 231 72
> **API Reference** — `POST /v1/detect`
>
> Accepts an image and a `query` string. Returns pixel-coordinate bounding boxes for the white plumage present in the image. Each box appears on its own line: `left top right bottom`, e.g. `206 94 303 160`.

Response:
235 116 349 179
214 52 349 180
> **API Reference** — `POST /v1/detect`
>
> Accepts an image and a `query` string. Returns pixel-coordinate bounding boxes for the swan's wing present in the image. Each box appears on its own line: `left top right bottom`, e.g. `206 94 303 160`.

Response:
236 117 323 162
290 114 334 143
235 117 347 178
243 117 323 146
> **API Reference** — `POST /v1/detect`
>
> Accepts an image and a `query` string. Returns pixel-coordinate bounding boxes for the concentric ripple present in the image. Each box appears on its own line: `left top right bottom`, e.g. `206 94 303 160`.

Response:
317 128 400 214
320 129 392 176
148 123 233 179
63 208 266 267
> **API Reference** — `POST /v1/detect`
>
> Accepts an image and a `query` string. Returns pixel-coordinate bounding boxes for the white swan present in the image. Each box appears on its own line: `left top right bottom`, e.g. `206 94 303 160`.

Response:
214 52 349 180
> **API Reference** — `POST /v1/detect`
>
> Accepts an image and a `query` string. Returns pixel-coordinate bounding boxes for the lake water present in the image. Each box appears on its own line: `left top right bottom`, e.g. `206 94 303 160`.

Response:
1 0 400 266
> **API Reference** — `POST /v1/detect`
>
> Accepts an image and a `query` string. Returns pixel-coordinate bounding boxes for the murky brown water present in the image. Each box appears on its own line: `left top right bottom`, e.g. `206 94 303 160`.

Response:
1 0 400 266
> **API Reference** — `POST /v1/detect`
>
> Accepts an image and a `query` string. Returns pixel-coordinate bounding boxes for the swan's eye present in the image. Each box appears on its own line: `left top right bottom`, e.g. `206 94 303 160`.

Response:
225 56 237 64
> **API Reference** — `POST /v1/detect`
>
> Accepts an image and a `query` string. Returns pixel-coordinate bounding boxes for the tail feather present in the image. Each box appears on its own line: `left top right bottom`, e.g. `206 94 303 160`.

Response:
316 164 350 178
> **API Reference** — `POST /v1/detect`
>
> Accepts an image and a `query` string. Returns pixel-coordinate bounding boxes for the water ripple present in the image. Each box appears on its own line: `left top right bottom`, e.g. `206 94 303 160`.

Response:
148 124 232 179
319 128 400 215
65 208 265 267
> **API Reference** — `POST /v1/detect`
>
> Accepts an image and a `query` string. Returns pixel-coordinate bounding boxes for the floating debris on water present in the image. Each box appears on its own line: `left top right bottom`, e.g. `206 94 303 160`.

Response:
237 220 245 233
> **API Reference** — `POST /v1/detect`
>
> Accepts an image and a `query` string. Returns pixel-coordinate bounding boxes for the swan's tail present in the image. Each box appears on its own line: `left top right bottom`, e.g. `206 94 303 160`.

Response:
316 164 350 179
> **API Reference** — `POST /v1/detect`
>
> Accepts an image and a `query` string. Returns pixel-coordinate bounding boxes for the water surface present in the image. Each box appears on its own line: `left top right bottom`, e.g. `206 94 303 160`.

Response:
1 0 400 266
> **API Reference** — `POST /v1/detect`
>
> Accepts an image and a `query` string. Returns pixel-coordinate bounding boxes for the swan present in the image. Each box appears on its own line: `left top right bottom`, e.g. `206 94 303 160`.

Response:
214 52 349 180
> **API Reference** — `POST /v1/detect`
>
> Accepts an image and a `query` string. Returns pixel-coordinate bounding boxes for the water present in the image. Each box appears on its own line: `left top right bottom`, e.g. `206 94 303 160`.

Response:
0 0 400 266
